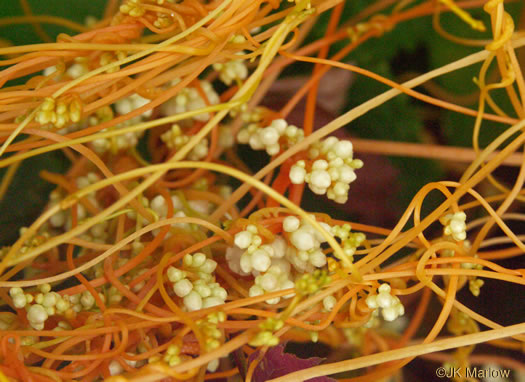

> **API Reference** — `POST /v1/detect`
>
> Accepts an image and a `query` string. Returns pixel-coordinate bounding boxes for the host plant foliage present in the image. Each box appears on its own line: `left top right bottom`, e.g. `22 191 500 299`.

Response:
0 0 523 381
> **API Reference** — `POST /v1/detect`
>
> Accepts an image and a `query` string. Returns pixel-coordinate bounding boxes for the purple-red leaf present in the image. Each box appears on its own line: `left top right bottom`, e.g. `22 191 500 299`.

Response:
248 344 336 382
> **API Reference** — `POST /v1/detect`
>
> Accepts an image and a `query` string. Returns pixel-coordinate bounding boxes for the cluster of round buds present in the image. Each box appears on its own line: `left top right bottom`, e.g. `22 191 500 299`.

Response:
469 278 484 297
161 80 220 123
295 270 331 296
115 93 152 120
237 119 303 156
160 124 209 160
441 211 467 241
149 193 211 235
290 137 363 204
239 106 264 123
282 216 332 273
9 286 35 310
48 190 71 229
161 345 181 367
10 284 99 330
70 291 101 312
35 96 82 129
249 262 295 304
196 314 223 353
197 312 227 371
331 223 366 261
212 54 249 85
167 253 227 311
15 227 50 258
249 317 283 347
120 0 146 17
365 284 405 322
231 225 288 274
91 94 150 153
44 58 89 80
102 285 122 305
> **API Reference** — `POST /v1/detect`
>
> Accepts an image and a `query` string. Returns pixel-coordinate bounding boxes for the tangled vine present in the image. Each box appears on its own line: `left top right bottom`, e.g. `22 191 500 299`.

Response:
0 0 524 381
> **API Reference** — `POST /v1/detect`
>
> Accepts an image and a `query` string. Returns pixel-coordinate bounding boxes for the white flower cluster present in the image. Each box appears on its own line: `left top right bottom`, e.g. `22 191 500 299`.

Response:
365 284 405 322
237 118 303 156
290 137 363 204
125 193 212 238
249 263 295 304
213 56 248 85
283 216 331 273
441 211 467 241
91 93 151 154
229 224 288 274
226 216 336 305
161 80 220 122
148 193 211 236
44 58 89 80
10 284 101 330
160 124 209 160
167 253 227 311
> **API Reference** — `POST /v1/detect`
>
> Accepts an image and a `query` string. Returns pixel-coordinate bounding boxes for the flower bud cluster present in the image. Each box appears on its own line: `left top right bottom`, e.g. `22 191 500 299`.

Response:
249 317 283 347
197 312 226 371
120 0 146 17
44 59 89 80
237 118 303 156
295 269 331 296
248 261 295 304
167 253 227 311
365 284 405 322
237 106 264 123
283 216 332 273
10 284 101 330
290 137 363 203
213 55 248 85
441 211 467 241
91 93 151 153
149 193 212 236
227 225 297 304
162 345 181 367
331 223 366 261
160 124 209 160
196 313 224 352
13 227 50 259
469 278 484 297
230 224 289 274
161 80 220 122
35 96 82 129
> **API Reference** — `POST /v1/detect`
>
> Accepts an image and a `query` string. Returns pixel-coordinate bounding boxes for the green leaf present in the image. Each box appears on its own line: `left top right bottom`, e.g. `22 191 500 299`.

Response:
345 62 443 211
0 152 69 246
0 0 107 46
